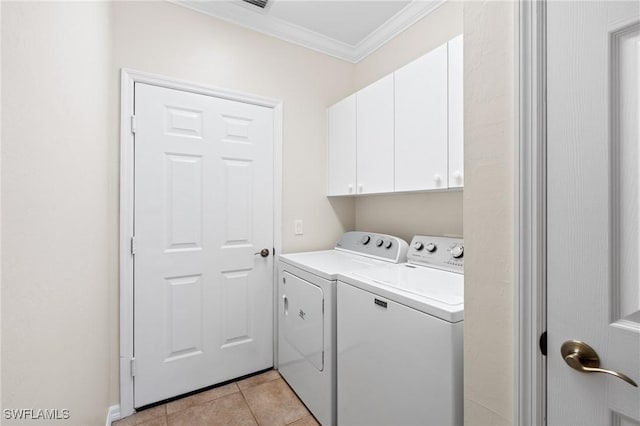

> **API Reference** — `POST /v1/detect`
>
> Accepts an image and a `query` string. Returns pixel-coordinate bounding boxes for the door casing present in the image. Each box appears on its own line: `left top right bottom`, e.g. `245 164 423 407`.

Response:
118 69 283 418
515 1 547 425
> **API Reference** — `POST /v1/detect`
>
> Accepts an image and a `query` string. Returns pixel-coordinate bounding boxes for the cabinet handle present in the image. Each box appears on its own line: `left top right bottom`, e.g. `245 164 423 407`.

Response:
348 184 353 193
433 175 443 186
453 171 463 182
358 184 364 193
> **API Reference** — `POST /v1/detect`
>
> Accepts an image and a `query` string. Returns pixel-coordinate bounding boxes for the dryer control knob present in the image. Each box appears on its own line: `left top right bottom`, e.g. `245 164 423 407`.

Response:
361 235 371 245
413 242 424 251
376 239 384 247
451 245 464 258
385 241 393 249
425 243 437 253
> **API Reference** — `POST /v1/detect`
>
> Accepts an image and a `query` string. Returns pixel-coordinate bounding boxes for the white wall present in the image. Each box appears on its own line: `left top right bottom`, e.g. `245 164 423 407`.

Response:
463 1 515 424
1 2 113 425
353 1 464 243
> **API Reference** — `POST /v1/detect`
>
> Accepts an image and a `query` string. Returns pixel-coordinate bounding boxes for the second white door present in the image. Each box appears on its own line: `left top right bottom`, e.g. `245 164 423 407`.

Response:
133 83 275 407
547 1 639 424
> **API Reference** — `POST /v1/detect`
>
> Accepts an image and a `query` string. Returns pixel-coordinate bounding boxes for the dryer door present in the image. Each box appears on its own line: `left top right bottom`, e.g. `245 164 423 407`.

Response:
281 271 324 371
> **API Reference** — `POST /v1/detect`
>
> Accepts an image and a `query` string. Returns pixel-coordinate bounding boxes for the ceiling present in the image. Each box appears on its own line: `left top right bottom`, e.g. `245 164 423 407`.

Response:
172 0 446 63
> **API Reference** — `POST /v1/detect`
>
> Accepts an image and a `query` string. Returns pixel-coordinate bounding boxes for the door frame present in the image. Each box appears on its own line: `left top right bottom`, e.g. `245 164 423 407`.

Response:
515 1 547 425
118 69 283 417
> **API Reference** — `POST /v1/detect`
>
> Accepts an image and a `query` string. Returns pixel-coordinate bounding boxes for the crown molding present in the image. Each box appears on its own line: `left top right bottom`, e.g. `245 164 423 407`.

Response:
170 0 446 63
352 0 446 62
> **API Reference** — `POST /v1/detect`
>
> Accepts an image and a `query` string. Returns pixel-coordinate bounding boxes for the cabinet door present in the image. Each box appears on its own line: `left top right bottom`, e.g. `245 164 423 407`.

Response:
327 94 356 196
448 34 464 188
394 43 448 191
356 74 395 194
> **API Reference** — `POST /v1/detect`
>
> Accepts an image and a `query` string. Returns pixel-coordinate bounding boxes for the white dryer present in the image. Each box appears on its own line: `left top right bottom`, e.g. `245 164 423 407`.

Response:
337 235 464 426
278 231 409 425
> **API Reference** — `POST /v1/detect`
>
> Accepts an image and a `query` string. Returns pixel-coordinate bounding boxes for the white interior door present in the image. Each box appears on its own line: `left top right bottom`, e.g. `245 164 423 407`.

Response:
547 1 640 424
133 83 274 407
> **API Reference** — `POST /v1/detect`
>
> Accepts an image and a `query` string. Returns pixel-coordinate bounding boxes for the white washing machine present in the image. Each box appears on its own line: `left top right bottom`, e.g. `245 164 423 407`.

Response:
337 235 464 426
278 231 409 425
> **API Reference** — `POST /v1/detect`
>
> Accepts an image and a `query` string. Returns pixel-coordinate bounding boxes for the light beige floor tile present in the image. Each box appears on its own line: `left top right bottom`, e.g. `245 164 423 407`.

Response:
166 382 239 415
113 416 136 426
167 392 257 426
286 415 320 426
241 378 310 426
138 416 168 426
237 369 281 391
134 405 167 424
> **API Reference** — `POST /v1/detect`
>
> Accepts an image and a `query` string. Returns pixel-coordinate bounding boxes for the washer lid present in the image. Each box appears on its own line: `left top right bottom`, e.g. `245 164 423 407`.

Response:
341 264 464 322
279 250 389 281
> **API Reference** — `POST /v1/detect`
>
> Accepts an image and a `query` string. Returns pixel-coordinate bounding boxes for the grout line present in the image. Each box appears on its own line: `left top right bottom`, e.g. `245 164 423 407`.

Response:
238 385 261 426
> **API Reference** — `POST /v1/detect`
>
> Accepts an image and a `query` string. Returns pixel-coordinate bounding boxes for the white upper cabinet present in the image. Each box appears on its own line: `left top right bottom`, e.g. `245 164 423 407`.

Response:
327 94 356 196
448 34 464 188
394 43 448 192
356 74 395 194
327 35 463 196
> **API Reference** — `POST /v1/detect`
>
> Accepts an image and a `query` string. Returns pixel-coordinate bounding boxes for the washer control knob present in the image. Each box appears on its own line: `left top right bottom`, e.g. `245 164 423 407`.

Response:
385 240 393 249
451 245 464 258
425 243 437 253
413 242 424 251
361 235 371 245
376 239 384 247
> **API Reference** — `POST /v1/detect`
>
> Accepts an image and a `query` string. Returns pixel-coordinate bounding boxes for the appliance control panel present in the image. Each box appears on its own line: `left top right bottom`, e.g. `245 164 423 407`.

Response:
408 235 464 274
334 231 409 263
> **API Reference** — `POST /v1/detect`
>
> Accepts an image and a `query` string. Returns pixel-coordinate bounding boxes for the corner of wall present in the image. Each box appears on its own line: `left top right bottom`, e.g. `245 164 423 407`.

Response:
462 0 516 424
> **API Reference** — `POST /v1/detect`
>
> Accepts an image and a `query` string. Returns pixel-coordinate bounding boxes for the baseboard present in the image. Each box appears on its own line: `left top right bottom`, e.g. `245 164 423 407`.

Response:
105 405 120 426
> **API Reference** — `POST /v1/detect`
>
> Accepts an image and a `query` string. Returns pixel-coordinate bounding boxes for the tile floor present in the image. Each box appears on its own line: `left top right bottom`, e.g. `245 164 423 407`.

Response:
114 370 319 426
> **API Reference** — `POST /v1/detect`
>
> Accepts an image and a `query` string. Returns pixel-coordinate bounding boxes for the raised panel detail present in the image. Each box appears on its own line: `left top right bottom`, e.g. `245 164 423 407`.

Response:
223 159 253 245
165 154 203 252
612 411 640 426
221 270 252 348
611 23 639 324
165 106 203 138
222 115 253 142
165 274 203 361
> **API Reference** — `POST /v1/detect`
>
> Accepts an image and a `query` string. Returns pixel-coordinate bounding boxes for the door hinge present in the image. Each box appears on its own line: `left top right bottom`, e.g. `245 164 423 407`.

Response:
131 115 137 134
539 331 547 356
130 236 136 255
322 350 324 366
130 358 137 378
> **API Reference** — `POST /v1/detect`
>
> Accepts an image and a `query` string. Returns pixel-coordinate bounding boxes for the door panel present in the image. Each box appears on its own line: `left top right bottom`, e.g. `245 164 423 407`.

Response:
356 74 394 194
327 95 357 196
165 154 203 251
547 2 640 424
134 83 274 407
394 43 448 191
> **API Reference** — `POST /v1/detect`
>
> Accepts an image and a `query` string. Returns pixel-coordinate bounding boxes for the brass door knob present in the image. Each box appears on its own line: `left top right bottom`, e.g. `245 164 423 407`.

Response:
561 340 638 387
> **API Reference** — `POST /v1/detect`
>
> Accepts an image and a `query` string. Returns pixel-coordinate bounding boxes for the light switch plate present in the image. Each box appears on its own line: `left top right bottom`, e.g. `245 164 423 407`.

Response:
294 220 303 235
